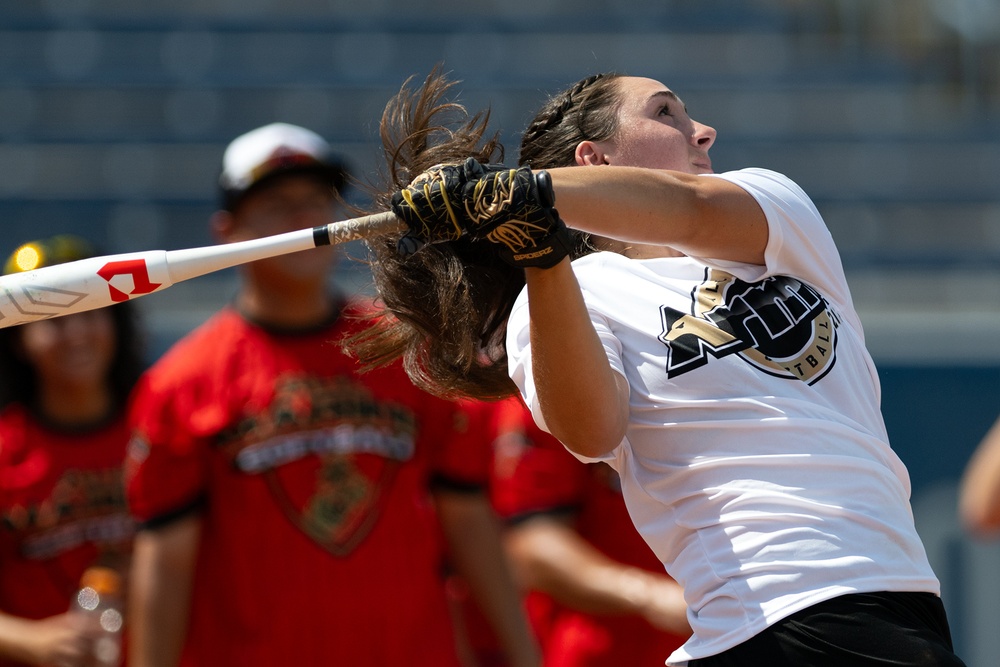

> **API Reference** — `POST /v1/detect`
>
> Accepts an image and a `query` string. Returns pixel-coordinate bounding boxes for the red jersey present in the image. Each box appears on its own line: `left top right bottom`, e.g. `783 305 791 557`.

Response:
126 305 489 667
487 396 688 667
0 403 133 664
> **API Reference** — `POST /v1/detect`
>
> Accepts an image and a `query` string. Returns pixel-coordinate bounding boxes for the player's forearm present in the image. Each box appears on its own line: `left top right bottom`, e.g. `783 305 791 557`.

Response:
128 517 201 667
508 520 689 634
507 519 647 615
0 611 88 666
524 261 628 458
435 492 540 667
548 166 767 264
0 613 46 664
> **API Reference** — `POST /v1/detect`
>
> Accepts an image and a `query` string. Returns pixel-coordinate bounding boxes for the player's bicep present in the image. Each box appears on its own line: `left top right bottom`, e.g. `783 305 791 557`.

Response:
680 175 768 265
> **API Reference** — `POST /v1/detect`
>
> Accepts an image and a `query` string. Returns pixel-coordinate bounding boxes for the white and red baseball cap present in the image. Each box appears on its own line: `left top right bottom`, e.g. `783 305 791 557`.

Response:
218 122 348 210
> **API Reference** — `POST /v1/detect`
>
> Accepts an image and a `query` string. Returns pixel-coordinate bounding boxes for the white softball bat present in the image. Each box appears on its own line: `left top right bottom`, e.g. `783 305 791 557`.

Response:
0 211 405 329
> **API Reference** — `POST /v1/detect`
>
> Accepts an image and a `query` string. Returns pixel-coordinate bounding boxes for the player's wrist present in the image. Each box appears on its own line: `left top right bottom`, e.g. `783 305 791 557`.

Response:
496 218 574 269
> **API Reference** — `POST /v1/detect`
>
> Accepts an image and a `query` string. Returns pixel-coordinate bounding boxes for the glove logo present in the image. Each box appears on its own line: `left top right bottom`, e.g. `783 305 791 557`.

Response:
658 270 840 384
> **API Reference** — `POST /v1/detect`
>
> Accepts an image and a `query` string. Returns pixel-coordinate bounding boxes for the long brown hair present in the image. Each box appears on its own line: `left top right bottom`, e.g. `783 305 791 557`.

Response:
348 68 626 400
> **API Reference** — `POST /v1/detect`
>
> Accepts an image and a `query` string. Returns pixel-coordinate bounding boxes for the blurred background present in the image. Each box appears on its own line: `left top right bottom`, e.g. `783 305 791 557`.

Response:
1 0 999 662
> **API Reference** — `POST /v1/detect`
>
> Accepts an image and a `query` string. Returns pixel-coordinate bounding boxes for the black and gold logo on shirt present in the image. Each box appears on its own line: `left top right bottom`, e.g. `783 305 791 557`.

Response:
658 269 840 384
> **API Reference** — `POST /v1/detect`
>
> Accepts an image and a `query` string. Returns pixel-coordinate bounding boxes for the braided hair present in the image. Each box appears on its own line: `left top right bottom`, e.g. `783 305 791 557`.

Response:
349 69 626 401
519 73 625 169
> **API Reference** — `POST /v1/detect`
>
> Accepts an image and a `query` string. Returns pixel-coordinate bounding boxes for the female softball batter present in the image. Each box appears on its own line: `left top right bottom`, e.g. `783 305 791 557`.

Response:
351 69 966 666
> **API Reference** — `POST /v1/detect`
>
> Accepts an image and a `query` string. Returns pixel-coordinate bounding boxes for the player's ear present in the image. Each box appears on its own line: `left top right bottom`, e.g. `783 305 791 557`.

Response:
210 211 236 243
575 141 611 167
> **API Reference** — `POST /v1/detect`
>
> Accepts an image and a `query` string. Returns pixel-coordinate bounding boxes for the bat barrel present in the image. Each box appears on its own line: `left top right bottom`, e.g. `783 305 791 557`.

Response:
0 251 172 329
0 210 405 329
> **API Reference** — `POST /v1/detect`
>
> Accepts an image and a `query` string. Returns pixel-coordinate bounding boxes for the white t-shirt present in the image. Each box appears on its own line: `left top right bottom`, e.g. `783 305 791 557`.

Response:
506 168 940 665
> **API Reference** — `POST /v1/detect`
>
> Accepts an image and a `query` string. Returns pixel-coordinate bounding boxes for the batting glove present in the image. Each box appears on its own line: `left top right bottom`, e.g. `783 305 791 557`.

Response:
391 158 572 269
462 165 573 269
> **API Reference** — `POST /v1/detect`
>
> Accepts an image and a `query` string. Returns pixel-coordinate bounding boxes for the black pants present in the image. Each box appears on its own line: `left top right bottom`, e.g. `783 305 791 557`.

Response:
688 591 966 666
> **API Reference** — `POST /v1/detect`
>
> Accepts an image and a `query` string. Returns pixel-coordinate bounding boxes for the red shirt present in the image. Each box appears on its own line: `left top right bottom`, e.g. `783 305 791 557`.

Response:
126 306 489 667
0 404 133 666
487 396 688 667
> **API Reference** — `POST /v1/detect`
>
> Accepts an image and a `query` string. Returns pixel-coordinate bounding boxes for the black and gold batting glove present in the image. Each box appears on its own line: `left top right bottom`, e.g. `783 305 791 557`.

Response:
494 217 574 269
390 159 512 255
390 162 467 253
461 165 573 269
391 158 572 268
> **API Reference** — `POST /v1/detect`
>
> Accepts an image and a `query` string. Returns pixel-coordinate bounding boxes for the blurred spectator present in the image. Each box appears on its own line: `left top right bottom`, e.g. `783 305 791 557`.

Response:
0 236 143 667
124 123 538 667
455 396 690 667
959 413 1000 537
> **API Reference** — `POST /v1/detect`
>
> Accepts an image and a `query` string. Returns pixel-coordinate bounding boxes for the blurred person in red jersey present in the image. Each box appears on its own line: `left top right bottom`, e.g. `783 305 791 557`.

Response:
124 123 538 667
0 235 144 666
452 396 689 667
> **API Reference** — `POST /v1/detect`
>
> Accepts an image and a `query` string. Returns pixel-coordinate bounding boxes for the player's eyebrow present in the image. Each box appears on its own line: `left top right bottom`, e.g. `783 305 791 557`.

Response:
648 90 687 112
